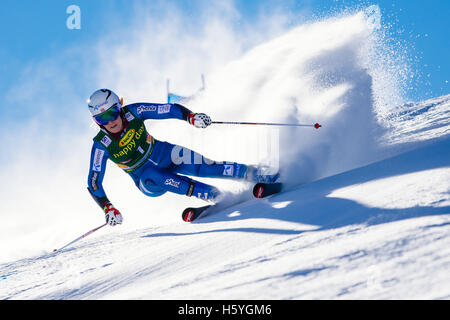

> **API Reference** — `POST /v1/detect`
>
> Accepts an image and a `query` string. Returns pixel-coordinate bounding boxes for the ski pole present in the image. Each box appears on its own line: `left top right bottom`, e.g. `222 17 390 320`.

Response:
52 223 107 253
212 121 322 129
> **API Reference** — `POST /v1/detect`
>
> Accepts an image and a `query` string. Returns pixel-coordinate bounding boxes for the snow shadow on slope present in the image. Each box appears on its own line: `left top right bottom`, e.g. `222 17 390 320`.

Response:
145 137 450 238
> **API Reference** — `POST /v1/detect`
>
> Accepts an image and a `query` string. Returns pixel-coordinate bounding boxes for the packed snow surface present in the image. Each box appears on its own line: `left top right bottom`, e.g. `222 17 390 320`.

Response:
1 8 449 299
1 129 449 299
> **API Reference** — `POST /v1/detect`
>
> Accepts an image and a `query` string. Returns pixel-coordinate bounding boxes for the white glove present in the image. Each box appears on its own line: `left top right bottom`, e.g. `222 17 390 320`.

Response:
188 113 211 128
104 204 123 226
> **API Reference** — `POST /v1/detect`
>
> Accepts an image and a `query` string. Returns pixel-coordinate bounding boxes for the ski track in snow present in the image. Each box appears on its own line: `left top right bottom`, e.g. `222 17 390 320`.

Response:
1 9 450 300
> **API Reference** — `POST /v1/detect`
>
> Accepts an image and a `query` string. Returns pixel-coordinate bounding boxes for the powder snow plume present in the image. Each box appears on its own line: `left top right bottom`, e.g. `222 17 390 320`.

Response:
181 7 412 189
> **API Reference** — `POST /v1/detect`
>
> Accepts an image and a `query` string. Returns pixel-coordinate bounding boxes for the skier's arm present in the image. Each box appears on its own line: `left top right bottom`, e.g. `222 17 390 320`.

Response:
87 142 111 209
87 143 123 226
128 102 211 128
128 102 192 121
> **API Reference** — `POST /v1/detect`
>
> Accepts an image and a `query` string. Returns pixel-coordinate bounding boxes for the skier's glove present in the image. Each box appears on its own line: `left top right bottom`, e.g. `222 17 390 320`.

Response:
188 113 211 128
104 203 123 226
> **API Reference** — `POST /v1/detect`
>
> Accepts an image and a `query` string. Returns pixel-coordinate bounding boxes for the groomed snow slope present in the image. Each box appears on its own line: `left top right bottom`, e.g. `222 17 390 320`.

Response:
1 7 449 300
1 130 449 299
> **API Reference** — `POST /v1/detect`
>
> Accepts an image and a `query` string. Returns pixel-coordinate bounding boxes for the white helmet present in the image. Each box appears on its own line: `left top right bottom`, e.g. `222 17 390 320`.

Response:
88 89 122 117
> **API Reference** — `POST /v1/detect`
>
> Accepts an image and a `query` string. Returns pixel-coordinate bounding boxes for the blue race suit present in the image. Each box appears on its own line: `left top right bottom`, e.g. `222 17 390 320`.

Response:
87 102 248 209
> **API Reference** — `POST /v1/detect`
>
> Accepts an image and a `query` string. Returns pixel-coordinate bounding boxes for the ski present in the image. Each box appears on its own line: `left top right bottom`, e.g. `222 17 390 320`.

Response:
253 182 283 198
182 183 283 222
182 205 214 222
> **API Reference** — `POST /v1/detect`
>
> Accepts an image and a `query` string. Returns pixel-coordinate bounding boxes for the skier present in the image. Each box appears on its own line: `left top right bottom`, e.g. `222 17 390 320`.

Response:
87 89 278 226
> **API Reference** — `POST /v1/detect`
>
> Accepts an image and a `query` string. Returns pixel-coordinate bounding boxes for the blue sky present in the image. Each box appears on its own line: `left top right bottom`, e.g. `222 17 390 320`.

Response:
0 0 448 106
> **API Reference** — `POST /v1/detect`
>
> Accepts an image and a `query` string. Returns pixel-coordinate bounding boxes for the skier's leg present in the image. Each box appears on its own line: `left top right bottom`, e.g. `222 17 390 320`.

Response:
169 144 248 180
137 164 221 202
170 144 279 183
146 140 278 186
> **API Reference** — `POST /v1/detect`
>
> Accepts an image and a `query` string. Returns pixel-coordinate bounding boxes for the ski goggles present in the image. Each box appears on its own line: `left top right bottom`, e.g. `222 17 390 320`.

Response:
93 104 121 125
